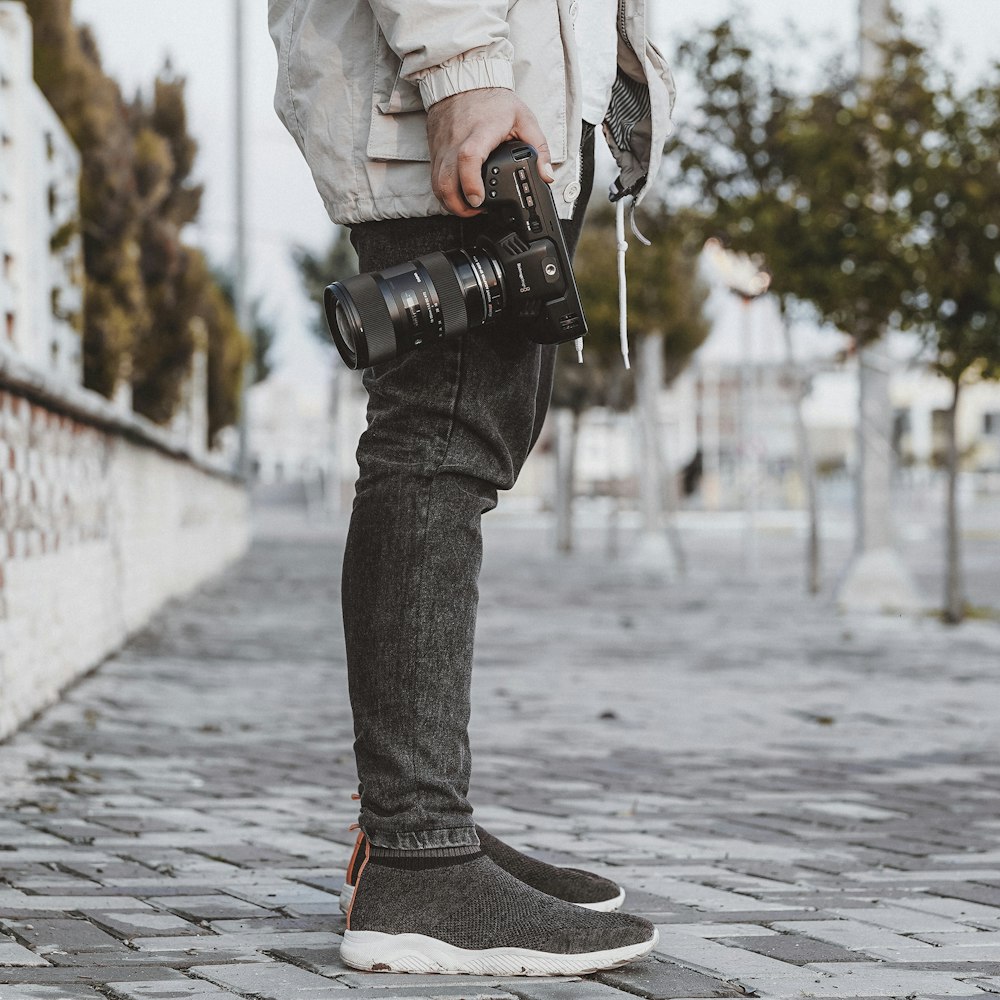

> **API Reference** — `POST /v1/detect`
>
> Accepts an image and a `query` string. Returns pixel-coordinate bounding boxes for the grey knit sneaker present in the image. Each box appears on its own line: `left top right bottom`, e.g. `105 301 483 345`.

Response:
339 825 624 913
341 850 656 976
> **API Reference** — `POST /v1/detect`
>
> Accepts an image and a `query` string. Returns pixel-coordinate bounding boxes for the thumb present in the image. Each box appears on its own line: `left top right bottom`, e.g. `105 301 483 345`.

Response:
514 111 554 183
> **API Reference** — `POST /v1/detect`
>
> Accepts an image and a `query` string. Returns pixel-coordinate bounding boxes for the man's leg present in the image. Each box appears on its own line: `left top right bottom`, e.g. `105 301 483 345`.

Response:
343 128 595 850
342 221 556 850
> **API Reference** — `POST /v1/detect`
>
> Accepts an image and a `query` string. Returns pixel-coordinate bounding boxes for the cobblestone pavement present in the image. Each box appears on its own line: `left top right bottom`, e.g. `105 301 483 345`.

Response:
1 502 1000 1000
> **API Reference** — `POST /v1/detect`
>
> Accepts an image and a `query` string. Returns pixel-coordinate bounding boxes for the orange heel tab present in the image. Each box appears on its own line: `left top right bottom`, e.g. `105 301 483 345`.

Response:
345 826 364 885
345 838 370 930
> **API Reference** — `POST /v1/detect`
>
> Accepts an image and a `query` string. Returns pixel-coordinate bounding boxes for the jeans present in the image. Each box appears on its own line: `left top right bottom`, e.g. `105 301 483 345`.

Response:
344 126 595 849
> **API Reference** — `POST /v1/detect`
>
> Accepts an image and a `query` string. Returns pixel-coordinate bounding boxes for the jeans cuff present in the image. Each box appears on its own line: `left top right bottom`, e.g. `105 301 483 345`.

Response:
364 824 480 852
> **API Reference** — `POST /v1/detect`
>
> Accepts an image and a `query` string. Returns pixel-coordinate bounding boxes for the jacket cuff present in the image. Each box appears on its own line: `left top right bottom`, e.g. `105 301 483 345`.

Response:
416 57 515 110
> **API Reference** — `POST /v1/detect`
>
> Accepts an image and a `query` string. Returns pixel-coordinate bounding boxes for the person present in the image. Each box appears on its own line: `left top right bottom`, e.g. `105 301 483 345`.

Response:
268 0 675 977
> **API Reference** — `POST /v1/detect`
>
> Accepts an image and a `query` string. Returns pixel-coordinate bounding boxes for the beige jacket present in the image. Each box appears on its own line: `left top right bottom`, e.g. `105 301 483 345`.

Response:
268 0 675 224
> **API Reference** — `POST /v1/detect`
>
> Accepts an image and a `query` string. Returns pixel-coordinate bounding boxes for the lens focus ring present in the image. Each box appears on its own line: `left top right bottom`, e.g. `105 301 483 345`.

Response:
338 273 397 368
422 253 469 336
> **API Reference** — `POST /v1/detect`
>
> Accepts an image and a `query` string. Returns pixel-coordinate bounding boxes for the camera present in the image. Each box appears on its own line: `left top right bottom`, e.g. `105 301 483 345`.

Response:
324 141 588 370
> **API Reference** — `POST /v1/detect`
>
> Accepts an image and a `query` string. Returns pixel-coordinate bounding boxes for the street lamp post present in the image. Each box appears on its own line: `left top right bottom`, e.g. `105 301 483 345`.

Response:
836 0 921 612
234 0 256 479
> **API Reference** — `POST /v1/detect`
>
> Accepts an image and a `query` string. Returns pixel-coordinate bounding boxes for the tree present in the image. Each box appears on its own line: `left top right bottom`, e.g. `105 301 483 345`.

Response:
293 228 358 347
27 3 249 444
128 73 203 422
666 17 925 602
26 0 145 397
892 57 1000 622
214 269 276 387
668 14 1000 617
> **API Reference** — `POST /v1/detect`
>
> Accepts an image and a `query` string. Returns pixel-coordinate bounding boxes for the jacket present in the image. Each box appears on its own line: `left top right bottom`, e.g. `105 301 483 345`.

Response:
268 0 675 225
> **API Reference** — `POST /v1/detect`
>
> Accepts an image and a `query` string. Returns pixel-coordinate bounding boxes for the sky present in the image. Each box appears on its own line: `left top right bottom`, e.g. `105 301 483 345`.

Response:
68 0 998 387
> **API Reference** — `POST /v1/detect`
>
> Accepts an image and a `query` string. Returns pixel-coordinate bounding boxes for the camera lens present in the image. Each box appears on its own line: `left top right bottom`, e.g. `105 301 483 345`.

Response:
324 249 504 370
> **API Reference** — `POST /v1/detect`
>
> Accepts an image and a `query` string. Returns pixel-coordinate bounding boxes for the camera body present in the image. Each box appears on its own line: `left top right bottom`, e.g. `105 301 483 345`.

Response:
324 141 587 370
476 141 587 343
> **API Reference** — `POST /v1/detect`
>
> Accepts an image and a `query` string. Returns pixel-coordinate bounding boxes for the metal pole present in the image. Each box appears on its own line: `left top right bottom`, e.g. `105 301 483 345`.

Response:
856 0 894 557
836 0 920 611
234 0 255 477
740 297 758 576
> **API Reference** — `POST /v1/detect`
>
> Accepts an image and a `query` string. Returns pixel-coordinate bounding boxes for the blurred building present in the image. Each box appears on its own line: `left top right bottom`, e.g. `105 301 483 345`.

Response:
0 1 84 383
248 374 332 485
688 288 1000 509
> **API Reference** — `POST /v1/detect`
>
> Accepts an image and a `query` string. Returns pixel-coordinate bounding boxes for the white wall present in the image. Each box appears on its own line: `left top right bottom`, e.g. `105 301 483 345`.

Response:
0 376 250 740
0 1 84 384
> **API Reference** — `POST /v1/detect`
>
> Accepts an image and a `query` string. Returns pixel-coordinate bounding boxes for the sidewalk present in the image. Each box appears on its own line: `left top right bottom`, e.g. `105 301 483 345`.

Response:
1 504 999 1000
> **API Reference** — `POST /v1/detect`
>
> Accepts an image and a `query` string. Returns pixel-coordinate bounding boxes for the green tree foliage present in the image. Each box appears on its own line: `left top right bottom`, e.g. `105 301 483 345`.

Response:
25 0 145 396
213 269 276 387
888 47 1000 621
293 228 358 346
666 18 914 341
26 1 249 442
129 74 206 423
556 201 710 412
669 15 1000 618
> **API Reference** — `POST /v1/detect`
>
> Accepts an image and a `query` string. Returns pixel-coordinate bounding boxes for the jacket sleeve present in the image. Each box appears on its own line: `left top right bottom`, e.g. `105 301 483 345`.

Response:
366 0 514 109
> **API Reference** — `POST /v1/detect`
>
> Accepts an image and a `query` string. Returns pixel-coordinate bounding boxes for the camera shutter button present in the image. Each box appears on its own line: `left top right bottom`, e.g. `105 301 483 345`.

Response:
563 180 581 203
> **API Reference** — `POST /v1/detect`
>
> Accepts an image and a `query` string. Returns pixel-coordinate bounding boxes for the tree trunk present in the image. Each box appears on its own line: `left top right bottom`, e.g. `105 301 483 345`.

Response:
943 379 964 624
781 316 821 594
555 408 580 554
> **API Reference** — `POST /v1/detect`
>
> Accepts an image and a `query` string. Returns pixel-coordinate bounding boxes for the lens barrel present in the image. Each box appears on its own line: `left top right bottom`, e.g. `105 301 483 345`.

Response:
324 249 504 370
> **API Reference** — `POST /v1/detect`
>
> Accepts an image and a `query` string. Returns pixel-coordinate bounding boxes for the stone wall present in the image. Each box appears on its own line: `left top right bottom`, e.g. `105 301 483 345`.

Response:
0 353 249 739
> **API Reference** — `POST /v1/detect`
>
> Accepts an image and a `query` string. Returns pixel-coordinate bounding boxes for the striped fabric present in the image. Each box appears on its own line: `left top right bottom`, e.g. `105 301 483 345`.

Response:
606 69 651 191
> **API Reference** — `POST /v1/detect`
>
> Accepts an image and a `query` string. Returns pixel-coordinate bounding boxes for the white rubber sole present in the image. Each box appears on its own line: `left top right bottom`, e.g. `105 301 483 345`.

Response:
579 886 626 912
340 926 658 976
338 881 625 914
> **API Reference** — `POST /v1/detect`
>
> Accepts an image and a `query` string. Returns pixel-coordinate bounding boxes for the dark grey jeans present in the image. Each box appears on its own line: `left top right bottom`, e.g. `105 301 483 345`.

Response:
345 127 595 850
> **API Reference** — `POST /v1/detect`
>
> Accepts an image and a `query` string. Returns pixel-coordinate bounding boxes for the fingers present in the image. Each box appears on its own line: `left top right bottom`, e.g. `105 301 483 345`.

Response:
456 143 488 210
433 152 481 218
425 90 554 216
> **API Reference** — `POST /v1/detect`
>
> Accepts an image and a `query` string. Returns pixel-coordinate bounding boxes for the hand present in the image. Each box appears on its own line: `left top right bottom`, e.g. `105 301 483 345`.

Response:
426 88 554 218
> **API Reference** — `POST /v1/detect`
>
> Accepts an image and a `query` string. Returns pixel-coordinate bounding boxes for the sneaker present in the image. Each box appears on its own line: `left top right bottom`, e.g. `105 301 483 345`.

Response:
341 848 656 976
339 824 624 913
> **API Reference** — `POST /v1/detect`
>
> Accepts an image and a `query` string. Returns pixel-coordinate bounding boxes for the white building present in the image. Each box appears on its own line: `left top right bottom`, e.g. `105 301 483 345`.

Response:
0 1 84 383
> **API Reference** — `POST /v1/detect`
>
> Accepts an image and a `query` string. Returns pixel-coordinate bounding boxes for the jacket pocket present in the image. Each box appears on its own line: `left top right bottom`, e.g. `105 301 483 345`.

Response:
367 27 430 162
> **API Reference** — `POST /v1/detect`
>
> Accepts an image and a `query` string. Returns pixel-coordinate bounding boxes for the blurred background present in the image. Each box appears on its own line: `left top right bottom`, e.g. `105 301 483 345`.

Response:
1 0 998 738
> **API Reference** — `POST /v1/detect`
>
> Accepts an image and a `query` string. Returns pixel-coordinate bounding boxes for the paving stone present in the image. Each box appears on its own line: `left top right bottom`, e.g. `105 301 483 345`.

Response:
145 895 276 921
506 983 648 1000
827 906 968 934
0 988 106 999
0 940 50 966
665 923 779 938
771 918 934 956
725 932 860 964
4 918 125 953
104 981 243 999
328 991 520 1000
189 961 348 995
803 963 990 996
87 911 212 939
0 965 189 983
651 929 840 992
594 957 745 998
3 511 1000 997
